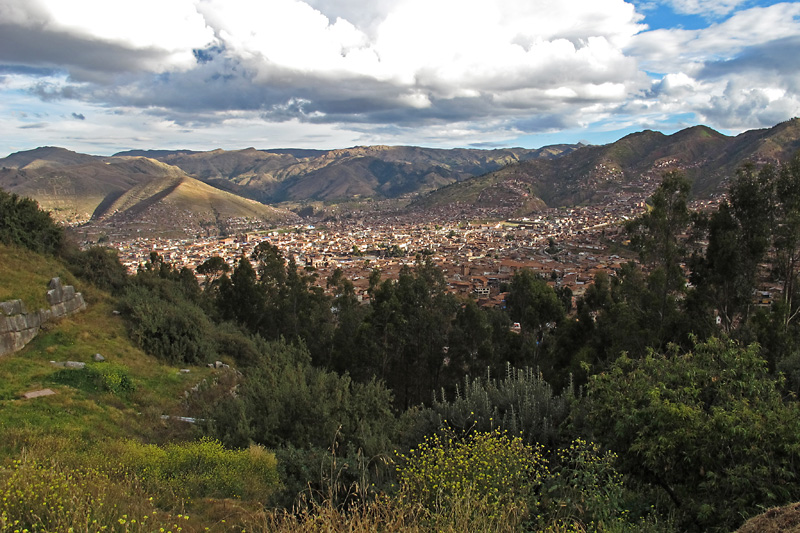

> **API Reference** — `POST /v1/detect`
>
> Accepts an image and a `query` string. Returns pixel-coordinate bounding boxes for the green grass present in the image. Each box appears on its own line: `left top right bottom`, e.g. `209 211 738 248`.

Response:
0 243 218 447
0 243 77 309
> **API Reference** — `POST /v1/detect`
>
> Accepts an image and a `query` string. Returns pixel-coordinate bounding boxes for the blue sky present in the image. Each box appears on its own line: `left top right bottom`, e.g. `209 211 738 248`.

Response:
0 0 798 156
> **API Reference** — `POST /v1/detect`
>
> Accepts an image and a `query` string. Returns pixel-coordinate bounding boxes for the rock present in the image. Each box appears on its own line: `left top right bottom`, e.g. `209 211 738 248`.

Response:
0 300 26 316
64 361 86 369
22 389 56 399
93 353 105 362
215 361 224 368
180 368 191 373
1 278 87 357
46 278 64 306
112 310 121 315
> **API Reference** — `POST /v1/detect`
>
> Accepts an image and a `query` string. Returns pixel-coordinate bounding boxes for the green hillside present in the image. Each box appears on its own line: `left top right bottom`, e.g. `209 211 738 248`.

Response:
0 243 211 440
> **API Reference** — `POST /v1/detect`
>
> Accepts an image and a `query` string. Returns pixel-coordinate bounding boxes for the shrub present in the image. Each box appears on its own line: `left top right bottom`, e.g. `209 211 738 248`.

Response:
0 189 64 255
0 453 186 533
533 439 668 532
120 284 217 364
396 428 548 529
50 362 136 396
410 364 575 448
115 437 281 502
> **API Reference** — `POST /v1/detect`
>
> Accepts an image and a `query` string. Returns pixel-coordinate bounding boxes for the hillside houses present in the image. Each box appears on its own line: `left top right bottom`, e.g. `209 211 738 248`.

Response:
108 194 649 307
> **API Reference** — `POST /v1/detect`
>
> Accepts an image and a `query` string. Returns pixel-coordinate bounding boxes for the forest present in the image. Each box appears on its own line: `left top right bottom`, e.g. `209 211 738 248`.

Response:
3 153 800 532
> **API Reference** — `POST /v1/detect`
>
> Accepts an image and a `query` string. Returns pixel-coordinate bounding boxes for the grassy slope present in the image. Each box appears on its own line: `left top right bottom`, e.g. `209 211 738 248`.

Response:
0 243 214 448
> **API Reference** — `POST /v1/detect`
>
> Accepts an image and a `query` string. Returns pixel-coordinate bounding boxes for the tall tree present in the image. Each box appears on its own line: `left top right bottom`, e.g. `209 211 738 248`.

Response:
772 153 800 328
626 170 692 295
505 268 565 362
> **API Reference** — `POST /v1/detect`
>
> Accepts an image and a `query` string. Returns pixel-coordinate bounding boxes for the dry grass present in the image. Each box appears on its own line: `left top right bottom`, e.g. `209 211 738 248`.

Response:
737 503 800 533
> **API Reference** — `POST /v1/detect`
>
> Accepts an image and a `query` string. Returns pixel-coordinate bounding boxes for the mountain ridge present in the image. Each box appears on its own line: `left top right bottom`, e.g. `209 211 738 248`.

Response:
412 118 800 216
3 119 800 228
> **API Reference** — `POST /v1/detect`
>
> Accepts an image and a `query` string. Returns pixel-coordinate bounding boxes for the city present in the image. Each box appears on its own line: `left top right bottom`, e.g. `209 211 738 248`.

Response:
96 174 722 308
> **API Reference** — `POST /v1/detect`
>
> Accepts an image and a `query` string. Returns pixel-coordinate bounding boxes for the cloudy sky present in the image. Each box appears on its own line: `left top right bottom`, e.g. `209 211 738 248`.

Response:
1 0 799 156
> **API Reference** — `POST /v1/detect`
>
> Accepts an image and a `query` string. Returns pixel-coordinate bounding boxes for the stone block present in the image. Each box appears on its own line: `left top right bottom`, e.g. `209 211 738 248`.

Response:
0 333 16 355
0 300 25 316
38 309 52 324
51 302 67 318
62 285 75 301
63 295 86 314
46 278 64 306
0 278 87 357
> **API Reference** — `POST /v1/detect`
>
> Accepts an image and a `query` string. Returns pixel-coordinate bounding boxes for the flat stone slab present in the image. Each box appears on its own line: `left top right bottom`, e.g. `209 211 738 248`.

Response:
22 388 56 399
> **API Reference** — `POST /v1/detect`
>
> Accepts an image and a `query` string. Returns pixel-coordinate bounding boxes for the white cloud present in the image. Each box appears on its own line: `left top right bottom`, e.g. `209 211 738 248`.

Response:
191 0 647 106
1 0 799 152
666 0 750 17
630 3 800 73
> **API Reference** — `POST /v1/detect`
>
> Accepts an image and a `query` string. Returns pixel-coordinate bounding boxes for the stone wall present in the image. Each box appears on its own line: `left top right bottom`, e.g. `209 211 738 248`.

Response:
0 278 87 357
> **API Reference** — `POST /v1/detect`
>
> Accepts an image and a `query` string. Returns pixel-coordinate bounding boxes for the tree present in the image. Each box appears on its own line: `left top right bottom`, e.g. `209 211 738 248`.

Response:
772 152 800 328
217 256 266 334
690 163 775 332
361 259 458 409
505 269 564 362
626 171 691 294
65 246 128 294
196 255 230 289
581 337 800 532
0 189 64 255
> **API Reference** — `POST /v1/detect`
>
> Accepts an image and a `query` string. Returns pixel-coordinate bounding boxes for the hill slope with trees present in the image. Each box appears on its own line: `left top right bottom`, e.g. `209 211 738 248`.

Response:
4 152 800 531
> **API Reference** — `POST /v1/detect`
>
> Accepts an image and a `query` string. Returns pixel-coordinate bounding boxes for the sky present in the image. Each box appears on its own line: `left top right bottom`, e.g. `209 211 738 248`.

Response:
1 0 799 156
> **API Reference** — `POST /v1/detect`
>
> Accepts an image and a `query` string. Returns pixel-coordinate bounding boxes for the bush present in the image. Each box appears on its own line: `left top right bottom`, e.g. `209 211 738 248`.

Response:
50 362 136 396
113 437 281 502
65 246 129 294
0 189 64 255
0 453 187 533
533 439 670 533
121 284 218 364
410 364 575 448
396 428 548 529
581 337 800 531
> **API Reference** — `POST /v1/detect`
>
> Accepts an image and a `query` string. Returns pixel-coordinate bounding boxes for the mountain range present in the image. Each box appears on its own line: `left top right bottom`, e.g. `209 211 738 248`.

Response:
1 118 799 235
413 118 800 214
113 144 579 203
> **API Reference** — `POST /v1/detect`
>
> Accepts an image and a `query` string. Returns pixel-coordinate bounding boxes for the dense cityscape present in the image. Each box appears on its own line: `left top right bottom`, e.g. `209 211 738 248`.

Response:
88 175 725 307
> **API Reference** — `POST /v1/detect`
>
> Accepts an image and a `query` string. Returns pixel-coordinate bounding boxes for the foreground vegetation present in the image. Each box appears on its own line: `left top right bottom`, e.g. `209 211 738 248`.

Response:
3 154 800 531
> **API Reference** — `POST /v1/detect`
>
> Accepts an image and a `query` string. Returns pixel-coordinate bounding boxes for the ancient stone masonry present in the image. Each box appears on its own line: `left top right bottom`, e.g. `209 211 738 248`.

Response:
0 278 87 357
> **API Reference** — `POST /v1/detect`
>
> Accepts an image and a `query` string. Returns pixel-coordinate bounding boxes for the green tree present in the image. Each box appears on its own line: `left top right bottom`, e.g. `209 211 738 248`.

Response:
196 255 230 289
505 269 564 362
626 171 692 292
0 189 64 255
217 256 266 334
581 337 800 532
690 163 775 333
65 246 128 294
772 152 800 329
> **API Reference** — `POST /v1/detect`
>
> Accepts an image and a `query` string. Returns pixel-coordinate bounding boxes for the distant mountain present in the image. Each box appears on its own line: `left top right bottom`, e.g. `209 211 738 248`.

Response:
114 144 581 203
4 119 800 230
0 150 298 233
413 119 800 216
0 146 98 170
